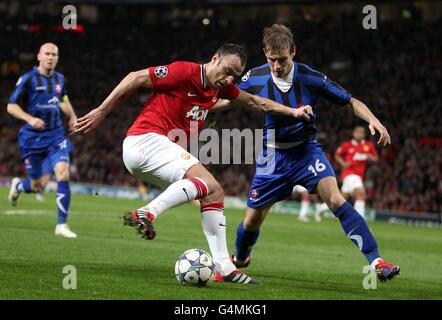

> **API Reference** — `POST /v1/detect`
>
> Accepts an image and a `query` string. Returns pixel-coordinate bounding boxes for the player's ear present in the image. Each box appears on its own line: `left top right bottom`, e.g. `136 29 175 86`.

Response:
212 53 220 63
291 46 296 59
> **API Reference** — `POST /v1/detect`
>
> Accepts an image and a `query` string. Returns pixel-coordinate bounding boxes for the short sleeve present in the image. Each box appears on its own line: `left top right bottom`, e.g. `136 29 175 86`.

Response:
9 73 31 105
148 61 191 90
218 84 240 100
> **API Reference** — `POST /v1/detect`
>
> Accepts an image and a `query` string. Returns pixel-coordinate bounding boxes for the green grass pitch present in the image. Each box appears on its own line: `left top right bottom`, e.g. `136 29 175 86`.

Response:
0 188 441 300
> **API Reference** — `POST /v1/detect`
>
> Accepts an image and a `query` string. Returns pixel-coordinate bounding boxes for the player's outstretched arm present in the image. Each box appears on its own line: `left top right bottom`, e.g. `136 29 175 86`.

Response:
6 103 44 129
234 90 313 121
348 97 391 146
74 68 152 134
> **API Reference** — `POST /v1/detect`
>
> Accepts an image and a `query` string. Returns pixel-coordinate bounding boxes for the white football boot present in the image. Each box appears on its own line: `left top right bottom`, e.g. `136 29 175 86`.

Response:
8 177 21 207
55 224 77 238
298 215 309 222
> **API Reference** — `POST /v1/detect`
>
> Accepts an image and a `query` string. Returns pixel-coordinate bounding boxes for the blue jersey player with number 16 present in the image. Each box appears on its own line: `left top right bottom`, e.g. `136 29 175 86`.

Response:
231 24 400 282
7 43 78 238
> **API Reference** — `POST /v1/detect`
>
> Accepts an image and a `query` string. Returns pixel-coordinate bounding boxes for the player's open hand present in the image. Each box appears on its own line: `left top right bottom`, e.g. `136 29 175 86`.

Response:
369 120 391 146
27 117 45 129
292 105 314 122
74 108 105 134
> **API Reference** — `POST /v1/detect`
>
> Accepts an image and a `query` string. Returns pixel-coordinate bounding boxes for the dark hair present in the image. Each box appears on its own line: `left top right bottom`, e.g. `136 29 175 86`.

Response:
263 24 296 54
215 43 247 67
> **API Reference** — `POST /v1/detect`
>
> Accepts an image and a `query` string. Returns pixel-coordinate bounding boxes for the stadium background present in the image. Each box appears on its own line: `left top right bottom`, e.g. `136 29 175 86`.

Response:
0 0 441 217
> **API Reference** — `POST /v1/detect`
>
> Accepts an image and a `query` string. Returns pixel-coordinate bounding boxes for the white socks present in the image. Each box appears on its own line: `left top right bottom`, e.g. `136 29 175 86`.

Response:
139 178 235 276
140 177 208 220
354 200 366 218
370 257 382 270
299 200 309 219
201 202 236 276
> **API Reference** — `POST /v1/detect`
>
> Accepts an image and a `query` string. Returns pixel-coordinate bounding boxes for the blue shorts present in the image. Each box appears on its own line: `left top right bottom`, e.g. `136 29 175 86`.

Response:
247 140 336 208
21 138 70 180
41 139 73 177
42 157 53 176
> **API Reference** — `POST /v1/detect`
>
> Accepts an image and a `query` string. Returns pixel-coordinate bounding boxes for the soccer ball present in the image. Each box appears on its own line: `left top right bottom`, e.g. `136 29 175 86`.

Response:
175 248 215 286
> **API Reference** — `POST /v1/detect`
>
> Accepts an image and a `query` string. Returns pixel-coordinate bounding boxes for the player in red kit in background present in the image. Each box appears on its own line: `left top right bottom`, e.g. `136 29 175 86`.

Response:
74 43 313 284
335 125 378 219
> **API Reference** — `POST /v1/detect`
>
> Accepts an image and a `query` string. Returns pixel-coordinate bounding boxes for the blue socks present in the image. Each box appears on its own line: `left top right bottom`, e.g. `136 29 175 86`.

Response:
56 181 71 224
235 221 260 261
16 178 32 193
334 201 380 264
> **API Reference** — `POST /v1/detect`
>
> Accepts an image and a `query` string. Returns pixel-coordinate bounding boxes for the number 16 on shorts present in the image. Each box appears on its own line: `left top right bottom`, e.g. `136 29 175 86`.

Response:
308 159 327 177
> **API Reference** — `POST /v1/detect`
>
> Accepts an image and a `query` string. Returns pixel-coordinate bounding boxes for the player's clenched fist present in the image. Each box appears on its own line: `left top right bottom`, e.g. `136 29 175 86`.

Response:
292 105 314 122
27 117 45 129
74 108 106 134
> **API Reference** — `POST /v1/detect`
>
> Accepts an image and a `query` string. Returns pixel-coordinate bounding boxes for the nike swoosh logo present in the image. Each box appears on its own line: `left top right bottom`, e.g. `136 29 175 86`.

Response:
347 226 363 250
187 92 197 97
56 193 68 214
182 188 190 202
219 223 226 227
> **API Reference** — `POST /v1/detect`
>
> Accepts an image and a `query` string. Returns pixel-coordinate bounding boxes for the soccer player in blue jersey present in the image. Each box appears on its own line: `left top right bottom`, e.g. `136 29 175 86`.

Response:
7 43 78 238
232 24 400 282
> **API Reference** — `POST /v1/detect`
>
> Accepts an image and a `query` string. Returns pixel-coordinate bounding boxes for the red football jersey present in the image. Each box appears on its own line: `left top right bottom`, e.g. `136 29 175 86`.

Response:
335 139 378 180
127 61 240 139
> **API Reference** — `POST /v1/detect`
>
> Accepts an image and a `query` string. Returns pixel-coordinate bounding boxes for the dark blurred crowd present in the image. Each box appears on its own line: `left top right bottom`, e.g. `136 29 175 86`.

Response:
1 5 441 213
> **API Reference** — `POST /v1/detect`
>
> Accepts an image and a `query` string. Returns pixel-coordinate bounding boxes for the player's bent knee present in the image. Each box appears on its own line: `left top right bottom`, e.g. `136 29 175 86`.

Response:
56 170 70 181
202 179 223 197
54 162 70 181
31 180 43 193
200 182 224 203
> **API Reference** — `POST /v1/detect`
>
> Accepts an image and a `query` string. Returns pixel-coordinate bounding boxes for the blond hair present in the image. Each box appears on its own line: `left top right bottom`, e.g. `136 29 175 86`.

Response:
263 24 295 54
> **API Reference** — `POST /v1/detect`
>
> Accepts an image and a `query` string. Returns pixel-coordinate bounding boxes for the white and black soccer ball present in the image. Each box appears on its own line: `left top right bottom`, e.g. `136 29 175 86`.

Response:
175 248 215 286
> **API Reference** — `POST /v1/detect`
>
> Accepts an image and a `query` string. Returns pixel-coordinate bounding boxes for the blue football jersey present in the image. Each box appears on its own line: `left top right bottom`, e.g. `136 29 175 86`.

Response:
9 66 68 138
238 62 352 145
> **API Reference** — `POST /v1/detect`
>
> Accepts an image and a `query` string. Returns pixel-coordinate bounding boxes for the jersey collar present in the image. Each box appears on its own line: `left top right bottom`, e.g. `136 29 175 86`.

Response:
269 61 298 92
34 66 54 79
351 139 366 145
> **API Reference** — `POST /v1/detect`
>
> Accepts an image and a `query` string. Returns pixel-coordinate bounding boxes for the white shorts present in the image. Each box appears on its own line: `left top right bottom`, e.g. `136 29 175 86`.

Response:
341 174 364 194
122 132 200 189
292 185 308 193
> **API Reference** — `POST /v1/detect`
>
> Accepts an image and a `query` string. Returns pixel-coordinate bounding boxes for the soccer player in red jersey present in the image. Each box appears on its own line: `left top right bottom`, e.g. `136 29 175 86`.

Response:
75 44 313 284
335 125 378 219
